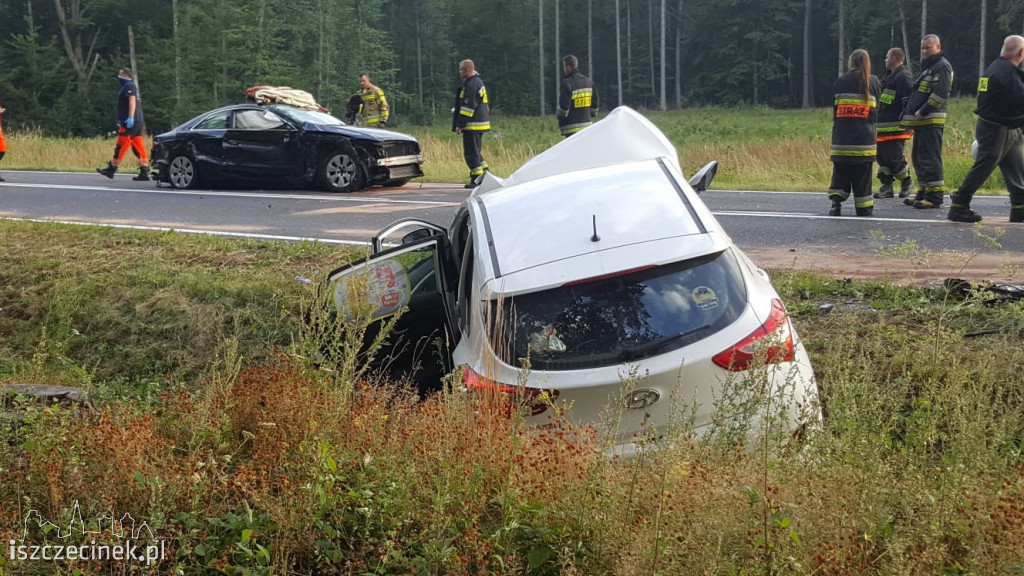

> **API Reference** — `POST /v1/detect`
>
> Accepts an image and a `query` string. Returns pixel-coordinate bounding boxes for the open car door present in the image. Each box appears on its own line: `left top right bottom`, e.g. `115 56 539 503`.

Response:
325 232 457 397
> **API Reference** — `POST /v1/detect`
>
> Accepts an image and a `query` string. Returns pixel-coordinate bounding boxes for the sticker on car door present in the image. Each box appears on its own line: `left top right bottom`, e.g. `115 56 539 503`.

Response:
333 258 412 320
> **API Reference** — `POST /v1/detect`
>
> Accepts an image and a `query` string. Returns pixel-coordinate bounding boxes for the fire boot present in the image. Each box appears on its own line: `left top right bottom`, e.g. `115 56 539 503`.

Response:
947 205 982 223
96 162 117 179
133 166 151 181
873 182 894 199
1011 208 1024 223
899 177 914 198
828 200 842 216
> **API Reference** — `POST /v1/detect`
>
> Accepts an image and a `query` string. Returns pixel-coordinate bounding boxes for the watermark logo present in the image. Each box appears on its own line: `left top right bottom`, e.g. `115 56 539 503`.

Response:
10 501 167 565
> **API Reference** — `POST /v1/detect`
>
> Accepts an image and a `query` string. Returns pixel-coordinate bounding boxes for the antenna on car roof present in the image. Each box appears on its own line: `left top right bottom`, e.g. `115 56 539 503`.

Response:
590 215 600 242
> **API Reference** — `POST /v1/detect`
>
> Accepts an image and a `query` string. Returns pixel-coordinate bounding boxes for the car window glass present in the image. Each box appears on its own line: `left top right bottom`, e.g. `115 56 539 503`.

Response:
233 109 289 130
271 106 345 126
493 249 747 371
193 111 230 130
331 244 440 322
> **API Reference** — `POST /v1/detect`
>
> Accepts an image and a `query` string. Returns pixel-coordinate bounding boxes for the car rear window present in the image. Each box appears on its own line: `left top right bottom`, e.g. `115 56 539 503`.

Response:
493 249 747 370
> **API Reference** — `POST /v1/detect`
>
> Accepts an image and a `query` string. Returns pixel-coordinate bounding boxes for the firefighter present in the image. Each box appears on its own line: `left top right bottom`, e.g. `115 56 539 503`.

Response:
947 35 1024 224
452 59 490 188
557 55 599 137
96 68 150 181
828 49 881 217
901 34 953 209
873 47 915 199
357 73 389 128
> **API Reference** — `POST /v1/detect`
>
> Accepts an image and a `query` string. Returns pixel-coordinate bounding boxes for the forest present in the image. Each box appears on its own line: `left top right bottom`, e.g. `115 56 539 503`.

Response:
0 0 1020 137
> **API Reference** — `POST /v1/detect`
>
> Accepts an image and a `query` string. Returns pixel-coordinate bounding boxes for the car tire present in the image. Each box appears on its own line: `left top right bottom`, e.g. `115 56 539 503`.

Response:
320 151 366 193
383 178 410 188
167 154 199 189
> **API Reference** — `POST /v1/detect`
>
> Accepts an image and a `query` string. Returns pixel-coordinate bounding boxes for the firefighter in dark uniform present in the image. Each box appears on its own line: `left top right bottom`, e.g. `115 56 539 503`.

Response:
874 47 915 199
948 35 1024 223
97 68 150 181
901 34 953 209
828 49 881 217
557 55 599 137
452 59 490 188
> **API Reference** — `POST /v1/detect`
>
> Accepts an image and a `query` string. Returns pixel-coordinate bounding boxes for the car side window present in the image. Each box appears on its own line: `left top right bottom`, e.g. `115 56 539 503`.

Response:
193 111 230 130
233 109 289 130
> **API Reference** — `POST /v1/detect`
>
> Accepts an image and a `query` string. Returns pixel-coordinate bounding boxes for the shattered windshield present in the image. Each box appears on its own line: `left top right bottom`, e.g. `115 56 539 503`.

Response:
493 250 747 370
270 106 346 126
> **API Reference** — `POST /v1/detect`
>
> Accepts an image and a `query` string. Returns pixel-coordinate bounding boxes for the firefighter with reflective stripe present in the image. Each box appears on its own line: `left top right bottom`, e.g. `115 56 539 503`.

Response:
557 55 599 137
947 35 1024 224
357 73 389 128
96 68 150 181
452 59 491 188
874 47 915 199
828 49 881 217
901 34 953 209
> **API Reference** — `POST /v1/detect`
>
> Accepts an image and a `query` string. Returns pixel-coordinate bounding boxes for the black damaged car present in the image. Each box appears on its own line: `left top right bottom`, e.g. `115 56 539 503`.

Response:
150 104 424 192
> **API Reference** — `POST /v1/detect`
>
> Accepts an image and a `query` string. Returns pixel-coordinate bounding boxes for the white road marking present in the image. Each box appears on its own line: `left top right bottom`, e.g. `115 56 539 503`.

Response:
713 210 946 223
0 217 372 246
0 182 454 205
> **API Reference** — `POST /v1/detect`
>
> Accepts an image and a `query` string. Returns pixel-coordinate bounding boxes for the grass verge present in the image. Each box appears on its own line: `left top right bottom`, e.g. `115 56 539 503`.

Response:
0 221 1022 574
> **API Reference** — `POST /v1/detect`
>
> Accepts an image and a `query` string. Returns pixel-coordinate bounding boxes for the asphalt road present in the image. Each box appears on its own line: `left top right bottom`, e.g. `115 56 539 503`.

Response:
1 170 1021 258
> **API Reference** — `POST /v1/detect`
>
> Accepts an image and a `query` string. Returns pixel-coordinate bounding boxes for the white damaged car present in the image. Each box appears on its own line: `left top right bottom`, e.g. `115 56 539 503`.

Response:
325 107 819 456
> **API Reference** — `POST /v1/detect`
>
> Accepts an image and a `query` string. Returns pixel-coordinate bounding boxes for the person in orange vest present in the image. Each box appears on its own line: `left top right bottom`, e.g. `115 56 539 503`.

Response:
97 68 151 181
0 102 7 182
873 47 914 199
827 49 881 217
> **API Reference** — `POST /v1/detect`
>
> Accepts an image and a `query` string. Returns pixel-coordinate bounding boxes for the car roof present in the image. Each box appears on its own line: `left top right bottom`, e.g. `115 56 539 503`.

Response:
472 157 719 280
475 106 682 194
466 106 728 284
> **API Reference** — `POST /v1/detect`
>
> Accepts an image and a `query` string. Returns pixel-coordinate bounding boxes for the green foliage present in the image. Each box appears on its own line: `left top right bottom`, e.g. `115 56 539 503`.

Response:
0 0 1017 135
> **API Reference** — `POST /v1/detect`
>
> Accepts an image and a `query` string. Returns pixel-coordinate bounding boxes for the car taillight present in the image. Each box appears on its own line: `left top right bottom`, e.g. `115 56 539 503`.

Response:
461 365 559 416
712 298 795 371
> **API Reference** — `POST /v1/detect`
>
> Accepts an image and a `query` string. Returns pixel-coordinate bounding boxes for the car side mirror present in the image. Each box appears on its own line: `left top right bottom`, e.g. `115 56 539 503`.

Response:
688 161 719 194
401 228 434 245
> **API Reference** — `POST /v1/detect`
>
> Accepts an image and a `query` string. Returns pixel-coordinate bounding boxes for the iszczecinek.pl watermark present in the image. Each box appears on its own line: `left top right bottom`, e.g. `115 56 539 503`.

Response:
10 501 168 566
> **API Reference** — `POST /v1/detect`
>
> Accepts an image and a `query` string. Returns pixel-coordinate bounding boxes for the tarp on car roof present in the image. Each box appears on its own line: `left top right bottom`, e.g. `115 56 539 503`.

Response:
477 106 681 194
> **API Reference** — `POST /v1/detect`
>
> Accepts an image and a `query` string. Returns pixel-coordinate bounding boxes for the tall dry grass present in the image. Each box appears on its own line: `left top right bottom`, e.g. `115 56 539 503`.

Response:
2 97 1003 192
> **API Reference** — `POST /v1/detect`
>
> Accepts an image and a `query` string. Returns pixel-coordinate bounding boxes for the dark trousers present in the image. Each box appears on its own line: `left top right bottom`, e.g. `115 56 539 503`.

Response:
462 131 488 178
953 118 1024 208
911 126 945 201
876 139 910 182
828 160 874 214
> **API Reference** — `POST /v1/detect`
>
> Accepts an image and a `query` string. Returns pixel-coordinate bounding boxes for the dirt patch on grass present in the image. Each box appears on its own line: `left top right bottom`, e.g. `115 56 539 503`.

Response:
748 247 1024 286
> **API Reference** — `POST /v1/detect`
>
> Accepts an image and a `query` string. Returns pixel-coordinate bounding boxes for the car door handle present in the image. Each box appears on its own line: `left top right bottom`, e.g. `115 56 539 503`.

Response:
224 139 238 146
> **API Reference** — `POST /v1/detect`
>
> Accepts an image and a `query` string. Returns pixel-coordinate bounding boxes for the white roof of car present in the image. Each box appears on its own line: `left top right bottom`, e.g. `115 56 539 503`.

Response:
475 106 682 193
468 106 729 287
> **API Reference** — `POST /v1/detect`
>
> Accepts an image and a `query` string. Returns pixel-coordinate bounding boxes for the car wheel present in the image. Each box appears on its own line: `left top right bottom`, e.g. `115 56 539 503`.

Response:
320 151 366 193
383 178 410 188
168 155 199 189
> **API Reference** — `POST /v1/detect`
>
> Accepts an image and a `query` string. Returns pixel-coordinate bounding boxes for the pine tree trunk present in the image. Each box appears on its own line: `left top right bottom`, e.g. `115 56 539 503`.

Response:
921 0 928 38
616 0 623 105
675 0 683 108
838 0 845 76
802 0 811 107
980 0 987 77
539 0 545 115
659 0 666 110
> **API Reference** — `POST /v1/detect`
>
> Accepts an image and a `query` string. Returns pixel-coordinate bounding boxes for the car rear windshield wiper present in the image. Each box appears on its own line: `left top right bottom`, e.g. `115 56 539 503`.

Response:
616 323 712 362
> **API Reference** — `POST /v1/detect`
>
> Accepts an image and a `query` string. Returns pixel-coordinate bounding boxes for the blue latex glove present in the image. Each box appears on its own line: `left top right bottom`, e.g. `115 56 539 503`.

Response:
125 117 135 129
